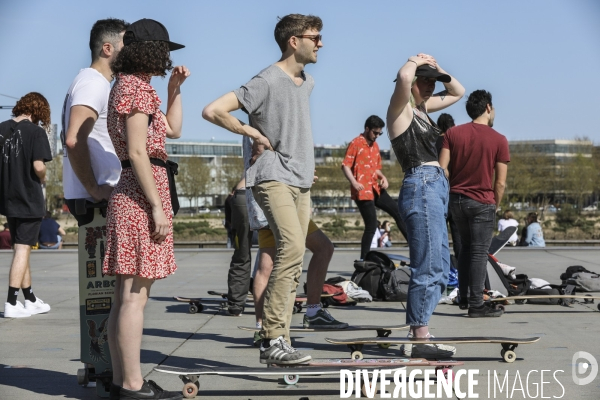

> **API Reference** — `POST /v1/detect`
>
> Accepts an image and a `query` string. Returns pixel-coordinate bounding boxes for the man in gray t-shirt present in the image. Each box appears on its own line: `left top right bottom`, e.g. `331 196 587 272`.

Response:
203 14 323 365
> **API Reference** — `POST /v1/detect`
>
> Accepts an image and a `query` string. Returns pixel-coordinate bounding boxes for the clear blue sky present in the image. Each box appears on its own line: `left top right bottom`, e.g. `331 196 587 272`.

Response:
1 0 599 148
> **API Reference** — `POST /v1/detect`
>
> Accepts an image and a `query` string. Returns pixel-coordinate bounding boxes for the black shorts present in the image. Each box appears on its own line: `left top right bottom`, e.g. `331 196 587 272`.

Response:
6 217 43 246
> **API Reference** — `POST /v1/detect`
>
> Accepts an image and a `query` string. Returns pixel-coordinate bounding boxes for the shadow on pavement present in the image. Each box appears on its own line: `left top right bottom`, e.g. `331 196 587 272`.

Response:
0 365 97 399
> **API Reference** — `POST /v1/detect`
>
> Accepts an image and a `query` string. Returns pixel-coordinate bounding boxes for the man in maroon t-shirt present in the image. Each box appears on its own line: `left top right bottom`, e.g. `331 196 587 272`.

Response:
439 89 509 318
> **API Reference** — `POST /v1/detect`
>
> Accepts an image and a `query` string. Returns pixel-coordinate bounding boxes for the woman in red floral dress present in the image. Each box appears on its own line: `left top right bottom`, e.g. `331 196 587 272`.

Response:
103 19 189 400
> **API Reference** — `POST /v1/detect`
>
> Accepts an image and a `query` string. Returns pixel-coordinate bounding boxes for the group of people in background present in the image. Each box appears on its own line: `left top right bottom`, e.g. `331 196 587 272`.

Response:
0 10 553 400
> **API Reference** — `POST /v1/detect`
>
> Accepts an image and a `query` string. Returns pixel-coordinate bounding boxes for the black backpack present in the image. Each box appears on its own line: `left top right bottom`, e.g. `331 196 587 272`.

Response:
351 251 410 301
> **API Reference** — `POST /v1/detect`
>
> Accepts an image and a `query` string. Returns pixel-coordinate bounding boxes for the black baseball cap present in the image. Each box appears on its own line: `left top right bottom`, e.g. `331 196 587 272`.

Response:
123 18 184 51
393 65 451 83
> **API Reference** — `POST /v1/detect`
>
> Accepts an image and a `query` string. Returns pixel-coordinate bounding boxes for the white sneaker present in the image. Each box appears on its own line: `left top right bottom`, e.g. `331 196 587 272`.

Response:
24 298 51 315
400 332 456 359
4 301 32 318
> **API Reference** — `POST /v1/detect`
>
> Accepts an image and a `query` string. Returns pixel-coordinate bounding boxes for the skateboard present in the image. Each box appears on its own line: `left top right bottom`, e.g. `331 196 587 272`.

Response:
173 296 239 314
154 357 462 398
207 290 326 313
76 201 113 397
489 226 518 256
239 324 409 342
325 336 541 363
387 253 411 266
489 294 600 310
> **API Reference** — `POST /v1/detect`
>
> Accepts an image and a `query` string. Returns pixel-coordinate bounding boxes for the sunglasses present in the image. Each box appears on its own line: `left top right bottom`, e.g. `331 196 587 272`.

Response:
295 34 322 45
371 129 384 136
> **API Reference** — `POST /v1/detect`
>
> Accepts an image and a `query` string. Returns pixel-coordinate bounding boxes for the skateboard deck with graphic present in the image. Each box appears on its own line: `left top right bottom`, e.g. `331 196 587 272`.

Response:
489 226 518 256
325 336 541 363
77 202 113 397
155 358 462 398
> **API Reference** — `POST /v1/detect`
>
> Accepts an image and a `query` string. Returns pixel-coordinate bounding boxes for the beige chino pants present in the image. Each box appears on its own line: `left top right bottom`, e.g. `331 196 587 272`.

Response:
252 181 310 340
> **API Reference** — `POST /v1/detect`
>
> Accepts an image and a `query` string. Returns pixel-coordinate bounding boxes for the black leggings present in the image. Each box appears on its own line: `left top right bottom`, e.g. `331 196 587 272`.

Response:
355 189 408 259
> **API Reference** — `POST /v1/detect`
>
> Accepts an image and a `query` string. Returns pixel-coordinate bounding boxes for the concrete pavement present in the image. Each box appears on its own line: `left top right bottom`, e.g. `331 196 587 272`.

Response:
0 247 599 399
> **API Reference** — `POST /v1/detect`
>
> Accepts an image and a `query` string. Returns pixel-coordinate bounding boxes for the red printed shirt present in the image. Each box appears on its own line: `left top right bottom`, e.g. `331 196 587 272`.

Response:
342 134 382 201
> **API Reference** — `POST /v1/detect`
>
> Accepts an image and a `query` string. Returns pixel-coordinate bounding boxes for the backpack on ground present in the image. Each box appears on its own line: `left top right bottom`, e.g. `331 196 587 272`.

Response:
560 266 600 292
524 287 561 305
351 251 411 301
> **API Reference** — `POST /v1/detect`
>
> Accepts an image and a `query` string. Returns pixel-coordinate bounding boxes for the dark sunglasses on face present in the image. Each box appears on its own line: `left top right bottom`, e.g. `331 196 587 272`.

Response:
295 34 322 45
371 129 383 136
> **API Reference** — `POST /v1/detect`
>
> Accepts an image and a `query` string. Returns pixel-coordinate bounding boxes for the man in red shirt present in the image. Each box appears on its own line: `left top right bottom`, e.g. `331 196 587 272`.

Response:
439 90 509 318
342 115 407 259
0 223 11 249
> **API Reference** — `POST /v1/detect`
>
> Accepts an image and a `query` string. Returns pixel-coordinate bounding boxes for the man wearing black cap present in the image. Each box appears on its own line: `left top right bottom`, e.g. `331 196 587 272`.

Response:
439 90 509 318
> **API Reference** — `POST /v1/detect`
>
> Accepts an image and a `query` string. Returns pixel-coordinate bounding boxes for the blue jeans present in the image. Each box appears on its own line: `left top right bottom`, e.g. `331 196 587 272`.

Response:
398 166 450 326
449 194 496 307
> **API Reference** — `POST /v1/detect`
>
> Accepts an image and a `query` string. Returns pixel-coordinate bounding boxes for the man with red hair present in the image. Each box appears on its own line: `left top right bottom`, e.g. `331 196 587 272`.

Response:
0 92 53 318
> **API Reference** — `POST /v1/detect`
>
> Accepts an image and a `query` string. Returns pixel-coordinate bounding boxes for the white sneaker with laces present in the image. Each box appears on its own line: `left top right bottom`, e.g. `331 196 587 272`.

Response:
400 331 456 358
4 301 32 318
24 298 51 314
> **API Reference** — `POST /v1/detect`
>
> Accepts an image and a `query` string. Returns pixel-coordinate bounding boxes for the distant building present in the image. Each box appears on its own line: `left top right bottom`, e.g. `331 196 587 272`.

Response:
509 139 592 164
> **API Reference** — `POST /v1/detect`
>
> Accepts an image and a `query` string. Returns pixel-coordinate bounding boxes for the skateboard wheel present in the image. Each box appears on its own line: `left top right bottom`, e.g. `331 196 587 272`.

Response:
183 381 198 398
503 350 516 363
515 300 525 305
321 301 329 308
77 368 89 386
283 374 300 385
351 350 364 360
189 304 198 314
583 296 593 304
497 305 505 312
377 343 391 349
295 304 303 313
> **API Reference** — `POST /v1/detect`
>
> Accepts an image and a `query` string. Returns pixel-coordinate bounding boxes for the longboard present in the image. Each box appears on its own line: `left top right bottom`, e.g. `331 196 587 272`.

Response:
155 358 462 398
489 294 599 310
207 290 325 313
325 336 541 363
387 253 411 266
238 324 409 337
489 226 518 256
76 201 113 396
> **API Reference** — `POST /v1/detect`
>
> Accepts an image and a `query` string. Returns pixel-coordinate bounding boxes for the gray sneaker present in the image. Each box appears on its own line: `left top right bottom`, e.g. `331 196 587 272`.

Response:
400 332 456 359
303 309 349 329
259 336 312 365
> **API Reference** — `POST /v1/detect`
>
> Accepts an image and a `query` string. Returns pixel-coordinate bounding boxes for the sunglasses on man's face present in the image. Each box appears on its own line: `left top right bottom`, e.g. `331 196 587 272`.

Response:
371 129 384 136
295 34 322 46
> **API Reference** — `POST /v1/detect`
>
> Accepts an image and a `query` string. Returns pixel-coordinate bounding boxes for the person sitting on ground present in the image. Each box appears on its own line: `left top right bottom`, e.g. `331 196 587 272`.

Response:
38 212 67 249
498 210 519 246
522 212 545 247
371 220 382 249
379 220 393 247
0 223 11 250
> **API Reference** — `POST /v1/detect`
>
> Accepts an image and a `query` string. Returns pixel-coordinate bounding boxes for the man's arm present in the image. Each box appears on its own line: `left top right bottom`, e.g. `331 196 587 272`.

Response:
374 170 389 189
202 92 272 150
341 165 364 192
33 160 46 184
439 148 451 178
494 162 508 209
64 105 112 201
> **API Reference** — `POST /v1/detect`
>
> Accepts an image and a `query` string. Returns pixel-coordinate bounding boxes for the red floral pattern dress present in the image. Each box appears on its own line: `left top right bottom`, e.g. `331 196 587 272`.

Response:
342 134 382 201
102 73 176 279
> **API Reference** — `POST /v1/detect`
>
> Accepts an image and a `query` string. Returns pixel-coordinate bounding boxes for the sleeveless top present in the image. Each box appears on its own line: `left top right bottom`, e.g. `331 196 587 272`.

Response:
391 109 441 172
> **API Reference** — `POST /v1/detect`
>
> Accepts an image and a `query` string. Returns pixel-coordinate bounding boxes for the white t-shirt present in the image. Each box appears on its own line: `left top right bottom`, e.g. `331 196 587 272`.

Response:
380 228 390 245
498 218 519 243
62 68 121 200
371 229 382 248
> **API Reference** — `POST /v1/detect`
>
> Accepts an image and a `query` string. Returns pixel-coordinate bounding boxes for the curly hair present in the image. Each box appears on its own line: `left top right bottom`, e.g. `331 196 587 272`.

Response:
111 39 172 77
275 14 323 52
12 92 51 129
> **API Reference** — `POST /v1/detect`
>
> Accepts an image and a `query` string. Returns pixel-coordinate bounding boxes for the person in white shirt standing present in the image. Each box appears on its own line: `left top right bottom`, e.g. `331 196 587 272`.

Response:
62 18 129 225
498 210 519 246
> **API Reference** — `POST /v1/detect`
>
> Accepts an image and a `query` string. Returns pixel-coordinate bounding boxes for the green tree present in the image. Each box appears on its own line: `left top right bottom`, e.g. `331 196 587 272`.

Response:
45 155 63 213
219 157 244 193
564 154 594 211
177 157 211 212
